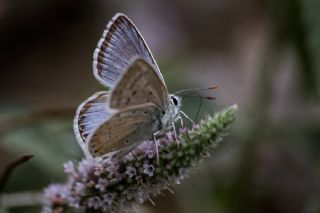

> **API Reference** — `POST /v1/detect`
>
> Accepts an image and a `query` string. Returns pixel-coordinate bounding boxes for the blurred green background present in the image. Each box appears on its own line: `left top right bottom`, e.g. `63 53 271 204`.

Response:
1 0 320 212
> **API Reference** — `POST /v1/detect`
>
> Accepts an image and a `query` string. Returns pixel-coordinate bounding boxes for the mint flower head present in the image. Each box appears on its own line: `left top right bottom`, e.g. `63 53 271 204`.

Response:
43 105 237 213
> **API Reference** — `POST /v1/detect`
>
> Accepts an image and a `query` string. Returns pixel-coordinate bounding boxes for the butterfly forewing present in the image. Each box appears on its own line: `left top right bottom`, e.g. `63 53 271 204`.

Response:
108 58 169 110
74 92 113 150
93 13 165 87
85 103 161 159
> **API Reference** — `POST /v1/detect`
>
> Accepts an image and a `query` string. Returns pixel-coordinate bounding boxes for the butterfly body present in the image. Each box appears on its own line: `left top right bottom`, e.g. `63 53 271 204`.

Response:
74 13 182 160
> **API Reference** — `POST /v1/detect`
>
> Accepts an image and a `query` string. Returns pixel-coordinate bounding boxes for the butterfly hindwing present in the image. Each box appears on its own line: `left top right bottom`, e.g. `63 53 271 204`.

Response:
108 57 169 110
93 13 165 88
73 92 112 150
85 103 161 159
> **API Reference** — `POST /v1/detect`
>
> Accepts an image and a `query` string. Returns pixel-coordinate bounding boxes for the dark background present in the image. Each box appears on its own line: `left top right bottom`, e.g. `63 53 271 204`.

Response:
1 0 320 212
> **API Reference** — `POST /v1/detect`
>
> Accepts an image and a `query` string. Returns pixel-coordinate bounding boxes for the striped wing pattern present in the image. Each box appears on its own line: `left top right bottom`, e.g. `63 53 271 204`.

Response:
93 13 164 87
74 92 112 150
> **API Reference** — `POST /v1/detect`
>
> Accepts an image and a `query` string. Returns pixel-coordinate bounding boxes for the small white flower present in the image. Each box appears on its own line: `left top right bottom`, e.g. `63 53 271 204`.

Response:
102 193 115 206
63 161 75 174
95 178 108 192
74 182 85 193
125 166 137 178
88 196 101 210
143 163 155 177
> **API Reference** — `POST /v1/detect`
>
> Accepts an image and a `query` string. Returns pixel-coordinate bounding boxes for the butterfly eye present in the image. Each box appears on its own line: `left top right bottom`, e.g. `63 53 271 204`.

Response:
171 96 178 106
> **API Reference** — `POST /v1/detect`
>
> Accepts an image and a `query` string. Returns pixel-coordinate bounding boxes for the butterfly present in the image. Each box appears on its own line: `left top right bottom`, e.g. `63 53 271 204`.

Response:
74 13 187 161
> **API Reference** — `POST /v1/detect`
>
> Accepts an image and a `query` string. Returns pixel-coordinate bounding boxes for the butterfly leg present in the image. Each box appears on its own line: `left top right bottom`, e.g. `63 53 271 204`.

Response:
171 122 178 140
180 110 195 124
178 116 184 127
171 122 181 149
153 131 161 163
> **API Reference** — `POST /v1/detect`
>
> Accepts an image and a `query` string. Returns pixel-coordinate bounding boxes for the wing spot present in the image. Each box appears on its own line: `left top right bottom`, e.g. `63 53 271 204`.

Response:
162 110 166 115
126 140 129 144
149 91 153 95
132 90 137 96
132 110 136 114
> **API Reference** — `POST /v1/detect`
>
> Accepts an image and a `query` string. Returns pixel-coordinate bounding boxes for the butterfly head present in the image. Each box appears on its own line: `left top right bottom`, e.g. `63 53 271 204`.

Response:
169 94 182 121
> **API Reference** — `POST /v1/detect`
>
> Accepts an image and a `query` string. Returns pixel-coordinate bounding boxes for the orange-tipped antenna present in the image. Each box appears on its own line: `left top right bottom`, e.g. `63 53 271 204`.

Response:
174 84 219 97
176 87 217 122
208 85 218 90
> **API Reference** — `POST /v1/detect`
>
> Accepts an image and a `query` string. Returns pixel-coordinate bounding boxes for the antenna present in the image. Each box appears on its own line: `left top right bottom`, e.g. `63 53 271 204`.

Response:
176 85 217 122
174 85 218 97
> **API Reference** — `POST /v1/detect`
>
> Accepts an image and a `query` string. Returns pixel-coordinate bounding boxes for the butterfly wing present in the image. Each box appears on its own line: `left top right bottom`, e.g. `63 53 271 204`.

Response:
85 103 161 159
93 13 165 88
108 57 169 110
73 92 113 150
